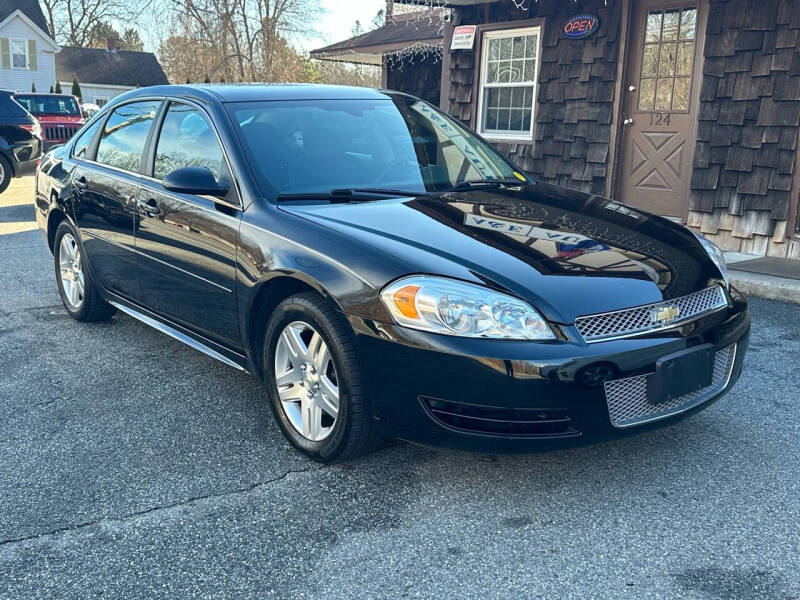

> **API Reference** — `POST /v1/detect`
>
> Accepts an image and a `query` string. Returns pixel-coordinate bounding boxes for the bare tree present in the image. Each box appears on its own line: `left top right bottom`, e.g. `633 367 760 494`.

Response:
40 0 149 46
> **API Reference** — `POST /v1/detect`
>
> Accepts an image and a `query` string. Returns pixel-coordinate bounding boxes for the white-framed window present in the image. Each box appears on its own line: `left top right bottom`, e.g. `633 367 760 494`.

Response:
95 97 109 107
477 26 541 141
10 38 28 69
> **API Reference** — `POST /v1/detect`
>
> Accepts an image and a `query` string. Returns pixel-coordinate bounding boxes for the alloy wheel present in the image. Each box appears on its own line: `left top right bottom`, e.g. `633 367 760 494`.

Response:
274 321 340 442
59 233 85 309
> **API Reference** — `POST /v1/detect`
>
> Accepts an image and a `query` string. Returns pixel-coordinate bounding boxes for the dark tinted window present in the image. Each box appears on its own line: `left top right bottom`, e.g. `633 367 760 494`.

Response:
72 118 104 159
154 103 223 180
96 101 160 173
0 93 29 118
15 94 81 116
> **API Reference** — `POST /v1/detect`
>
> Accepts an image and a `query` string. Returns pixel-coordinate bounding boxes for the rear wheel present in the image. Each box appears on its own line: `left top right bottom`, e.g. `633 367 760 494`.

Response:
263 292 382 462
0 154 11 194
54 221 116 322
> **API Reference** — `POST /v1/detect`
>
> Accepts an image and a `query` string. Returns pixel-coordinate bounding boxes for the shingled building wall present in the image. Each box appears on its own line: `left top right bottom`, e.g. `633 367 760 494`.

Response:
686 0 800 258
444 0 623 196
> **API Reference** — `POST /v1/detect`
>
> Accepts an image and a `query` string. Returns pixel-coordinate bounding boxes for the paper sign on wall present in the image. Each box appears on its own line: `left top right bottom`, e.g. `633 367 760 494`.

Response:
450 25 477 50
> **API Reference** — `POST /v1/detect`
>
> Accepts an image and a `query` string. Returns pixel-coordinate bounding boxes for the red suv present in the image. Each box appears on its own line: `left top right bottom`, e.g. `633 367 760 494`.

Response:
14 93 84 149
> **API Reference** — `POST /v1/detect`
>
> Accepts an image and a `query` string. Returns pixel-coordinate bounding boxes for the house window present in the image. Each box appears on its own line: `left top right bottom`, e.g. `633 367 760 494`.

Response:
11 38 28 69
95 97 109 107
478 26 541 141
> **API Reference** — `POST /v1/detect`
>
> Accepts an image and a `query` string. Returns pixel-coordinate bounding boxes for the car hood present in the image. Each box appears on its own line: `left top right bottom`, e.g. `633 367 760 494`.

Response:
279 183 724 324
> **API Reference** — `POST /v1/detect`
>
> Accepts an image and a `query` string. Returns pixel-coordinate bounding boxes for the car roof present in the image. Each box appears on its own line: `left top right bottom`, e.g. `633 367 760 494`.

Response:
116 83 398 104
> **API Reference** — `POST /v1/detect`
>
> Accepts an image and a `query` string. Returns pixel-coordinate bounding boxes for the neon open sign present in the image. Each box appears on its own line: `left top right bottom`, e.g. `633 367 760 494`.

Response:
563 14 600 39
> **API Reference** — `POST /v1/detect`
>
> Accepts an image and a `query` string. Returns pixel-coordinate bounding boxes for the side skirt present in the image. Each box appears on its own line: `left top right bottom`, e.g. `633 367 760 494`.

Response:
108 299 250 373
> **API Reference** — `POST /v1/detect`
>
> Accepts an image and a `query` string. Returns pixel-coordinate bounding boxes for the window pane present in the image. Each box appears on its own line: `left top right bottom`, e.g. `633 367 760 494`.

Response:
662 10 680 41
487 62 499 84
676 42 694 75
497 109 510 130
509 109 524 131
673 78 690 111
642 44 659 77
484 107 499 130
96 101 160 172
499 61 512 83
523 58 536 82
646 12 662 43
522 111 532 132
154 103 223 181
639 78 656 111
486 88 500 108
655 78 674 111
659 43 678 76
680 8 697 40
500 37 512 60
523 86 534 107
508 60 524 83
525 35 537 58
488 39 501 61
499 88 512 107
512 36 525 59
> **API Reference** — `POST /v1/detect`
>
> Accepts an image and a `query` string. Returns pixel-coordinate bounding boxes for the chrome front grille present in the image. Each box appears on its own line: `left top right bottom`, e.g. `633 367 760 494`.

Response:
44 125 81 142
604 344 736 428
574 286 728 343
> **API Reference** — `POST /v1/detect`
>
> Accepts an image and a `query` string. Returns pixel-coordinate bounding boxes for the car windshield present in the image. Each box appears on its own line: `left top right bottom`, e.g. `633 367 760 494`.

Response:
14 94 81 117
228 96 524 198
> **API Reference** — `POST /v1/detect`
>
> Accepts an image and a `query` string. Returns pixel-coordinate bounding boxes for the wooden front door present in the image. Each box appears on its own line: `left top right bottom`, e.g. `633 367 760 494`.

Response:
618 0 707 219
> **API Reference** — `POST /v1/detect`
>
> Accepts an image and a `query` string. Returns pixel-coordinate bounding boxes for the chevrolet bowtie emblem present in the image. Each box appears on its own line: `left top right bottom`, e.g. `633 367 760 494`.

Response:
653 305 681 324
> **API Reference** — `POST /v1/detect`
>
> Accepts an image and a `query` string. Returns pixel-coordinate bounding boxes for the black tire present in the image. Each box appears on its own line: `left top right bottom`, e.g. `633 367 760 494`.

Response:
54 221 116 322
0 154 11 195
263 291 382 462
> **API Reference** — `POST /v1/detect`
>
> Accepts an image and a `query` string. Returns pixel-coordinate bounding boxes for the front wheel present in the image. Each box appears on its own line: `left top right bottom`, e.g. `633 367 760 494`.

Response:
53 221 116 322
263 292 381 462
0 154 11 194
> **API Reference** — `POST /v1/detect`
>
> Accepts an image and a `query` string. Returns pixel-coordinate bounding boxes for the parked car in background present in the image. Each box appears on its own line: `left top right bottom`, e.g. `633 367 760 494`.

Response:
0 90 42 193
14 93 84 150
35 85 750 462
81 103 101 118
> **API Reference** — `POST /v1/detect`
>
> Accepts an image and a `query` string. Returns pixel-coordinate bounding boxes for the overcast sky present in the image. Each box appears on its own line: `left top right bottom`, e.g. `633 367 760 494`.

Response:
299 0 387 52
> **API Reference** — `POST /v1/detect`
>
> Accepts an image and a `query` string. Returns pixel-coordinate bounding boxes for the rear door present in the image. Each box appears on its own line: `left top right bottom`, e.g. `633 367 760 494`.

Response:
135 101 241 348
70 100 161 300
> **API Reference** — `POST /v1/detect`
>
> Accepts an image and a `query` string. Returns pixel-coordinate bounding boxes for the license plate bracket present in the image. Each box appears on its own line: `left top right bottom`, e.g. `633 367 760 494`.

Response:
647 344 714 404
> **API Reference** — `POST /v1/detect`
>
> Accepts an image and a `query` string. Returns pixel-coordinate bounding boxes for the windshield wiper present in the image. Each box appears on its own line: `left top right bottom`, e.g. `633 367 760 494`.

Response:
277 188 423 203
451 178 527 191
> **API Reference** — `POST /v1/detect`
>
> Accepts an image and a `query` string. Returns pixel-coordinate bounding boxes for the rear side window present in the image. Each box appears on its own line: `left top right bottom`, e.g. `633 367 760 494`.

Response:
0 93 28 118
72 118 104 160
96 101 161 173
153 103 223 180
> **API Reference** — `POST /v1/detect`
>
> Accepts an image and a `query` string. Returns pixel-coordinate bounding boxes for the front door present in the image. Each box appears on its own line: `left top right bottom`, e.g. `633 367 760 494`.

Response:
135 101 241 348
618 1 707 219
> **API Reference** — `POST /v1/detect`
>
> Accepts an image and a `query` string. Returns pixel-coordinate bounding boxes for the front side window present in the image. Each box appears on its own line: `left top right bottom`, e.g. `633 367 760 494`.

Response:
478 27 541 140
154 103 223 181
229 97 521 198
72 118 104 159
96 101 160 173
11 39 27 69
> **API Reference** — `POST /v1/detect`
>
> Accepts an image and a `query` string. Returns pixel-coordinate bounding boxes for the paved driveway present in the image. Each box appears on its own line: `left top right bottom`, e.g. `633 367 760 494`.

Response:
1 178 798 599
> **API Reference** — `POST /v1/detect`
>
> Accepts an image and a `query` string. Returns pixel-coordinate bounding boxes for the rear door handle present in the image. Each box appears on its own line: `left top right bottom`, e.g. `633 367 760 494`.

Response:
138 198 160 216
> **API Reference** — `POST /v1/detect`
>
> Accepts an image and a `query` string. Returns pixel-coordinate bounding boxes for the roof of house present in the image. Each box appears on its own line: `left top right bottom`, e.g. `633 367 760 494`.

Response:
56 46 169 87
0 0 51 36
311 14 443 66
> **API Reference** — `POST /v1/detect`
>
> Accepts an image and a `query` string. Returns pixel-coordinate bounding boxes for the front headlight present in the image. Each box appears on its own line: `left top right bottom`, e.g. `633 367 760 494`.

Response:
693 232 729 288
380 275 555 340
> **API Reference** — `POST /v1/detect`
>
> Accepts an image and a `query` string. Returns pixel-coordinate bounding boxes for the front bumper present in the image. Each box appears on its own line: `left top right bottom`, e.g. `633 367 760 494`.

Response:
348 287 750 453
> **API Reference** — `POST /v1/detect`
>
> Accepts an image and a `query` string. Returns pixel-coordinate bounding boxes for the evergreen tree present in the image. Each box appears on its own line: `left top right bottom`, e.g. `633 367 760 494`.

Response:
55 81 62 93
49 85 54 93
71 76 82 100
31 82 36 92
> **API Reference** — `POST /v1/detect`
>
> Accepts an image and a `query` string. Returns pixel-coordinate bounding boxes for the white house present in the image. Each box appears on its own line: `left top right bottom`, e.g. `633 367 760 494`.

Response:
0 0 60 93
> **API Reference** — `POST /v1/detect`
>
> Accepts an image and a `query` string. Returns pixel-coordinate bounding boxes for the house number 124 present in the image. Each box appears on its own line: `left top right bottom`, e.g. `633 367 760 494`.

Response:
649 112 671 125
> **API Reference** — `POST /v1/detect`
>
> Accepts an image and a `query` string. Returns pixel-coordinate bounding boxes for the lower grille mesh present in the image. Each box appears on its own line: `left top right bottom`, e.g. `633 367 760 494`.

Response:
604 345 736 428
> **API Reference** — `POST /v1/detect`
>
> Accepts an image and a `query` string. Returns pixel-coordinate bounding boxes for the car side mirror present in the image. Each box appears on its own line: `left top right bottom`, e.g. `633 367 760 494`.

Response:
162 166 230 198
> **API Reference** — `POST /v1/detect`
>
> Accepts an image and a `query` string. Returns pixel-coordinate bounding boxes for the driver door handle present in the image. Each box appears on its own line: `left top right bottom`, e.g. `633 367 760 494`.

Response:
137 198 160 216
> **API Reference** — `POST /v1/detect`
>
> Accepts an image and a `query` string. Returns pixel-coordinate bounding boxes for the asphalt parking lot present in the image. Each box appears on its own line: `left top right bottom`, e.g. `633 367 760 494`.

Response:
1 177 798 599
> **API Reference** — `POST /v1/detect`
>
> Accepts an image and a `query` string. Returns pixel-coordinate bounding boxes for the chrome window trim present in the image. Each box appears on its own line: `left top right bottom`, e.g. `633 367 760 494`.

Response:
574 285 729 343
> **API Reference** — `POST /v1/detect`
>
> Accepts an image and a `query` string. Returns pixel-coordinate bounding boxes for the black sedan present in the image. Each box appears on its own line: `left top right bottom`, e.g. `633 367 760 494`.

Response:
35 85 750 462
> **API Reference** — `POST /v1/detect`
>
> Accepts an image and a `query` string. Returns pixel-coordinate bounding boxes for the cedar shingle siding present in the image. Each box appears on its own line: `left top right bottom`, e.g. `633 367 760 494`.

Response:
444 0 622 196
386 53 441 107
688 0 800 255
